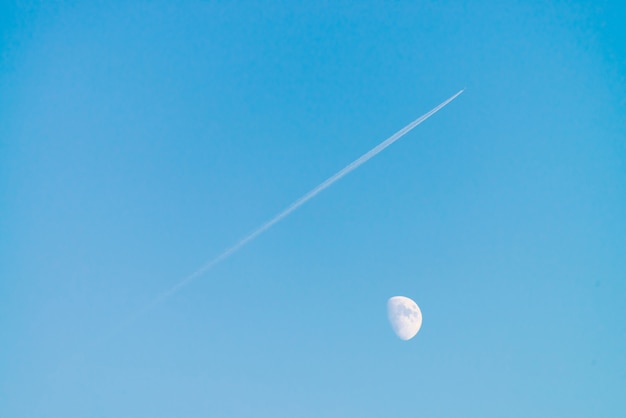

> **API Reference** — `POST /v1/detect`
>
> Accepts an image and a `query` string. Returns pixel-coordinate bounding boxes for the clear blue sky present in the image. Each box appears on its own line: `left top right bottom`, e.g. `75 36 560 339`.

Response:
2 1 625 416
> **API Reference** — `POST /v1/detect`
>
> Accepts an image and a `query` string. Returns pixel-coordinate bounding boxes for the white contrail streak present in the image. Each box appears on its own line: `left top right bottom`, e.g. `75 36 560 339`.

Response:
137 89 464 316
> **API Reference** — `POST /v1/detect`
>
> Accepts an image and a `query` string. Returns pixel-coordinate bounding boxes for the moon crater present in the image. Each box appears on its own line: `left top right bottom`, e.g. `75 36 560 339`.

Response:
387 296 422 340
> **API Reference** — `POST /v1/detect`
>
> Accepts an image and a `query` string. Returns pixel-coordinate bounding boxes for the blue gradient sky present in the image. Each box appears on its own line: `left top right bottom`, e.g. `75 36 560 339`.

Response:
2 1 625 416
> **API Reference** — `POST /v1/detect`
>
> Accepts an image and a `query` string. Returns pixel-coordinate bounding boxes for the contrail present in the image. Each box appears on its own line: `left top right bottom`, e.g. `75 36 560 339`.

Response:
130 89 464 320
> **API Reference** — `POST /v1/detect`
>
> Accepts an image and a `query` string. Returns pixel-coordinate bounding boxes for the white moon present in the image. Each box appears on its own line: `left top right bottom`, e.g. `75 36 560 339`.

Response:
387 296 422 340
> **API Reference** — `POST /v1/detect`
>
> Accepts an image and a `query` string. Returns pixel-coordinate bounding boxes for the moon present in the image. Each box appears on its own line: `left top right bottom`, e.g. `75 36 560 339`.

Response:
387 296 422 340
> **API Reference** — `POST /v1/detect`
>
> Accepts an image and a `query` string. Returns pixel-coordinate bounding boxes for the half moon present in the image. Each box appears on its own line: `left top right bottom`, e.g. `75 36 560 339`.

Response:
387 296 422 340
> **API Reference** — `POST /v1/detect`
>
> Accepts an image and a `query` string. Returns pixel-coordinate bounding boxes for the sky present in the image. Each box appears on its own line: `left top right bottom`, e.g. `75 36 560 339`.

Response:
1 1 625 416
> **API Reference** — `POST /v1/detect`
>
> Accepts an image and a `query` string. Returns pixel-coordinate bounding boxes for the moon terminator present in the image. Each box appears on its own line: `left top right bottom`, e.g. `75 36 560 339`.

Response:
387 296 422 340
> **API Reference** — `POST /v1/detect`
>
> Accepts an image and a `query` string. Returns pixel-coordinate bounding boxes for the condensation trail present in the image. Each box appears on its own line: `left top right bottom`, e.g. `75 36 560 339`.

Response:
138 89 464 316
